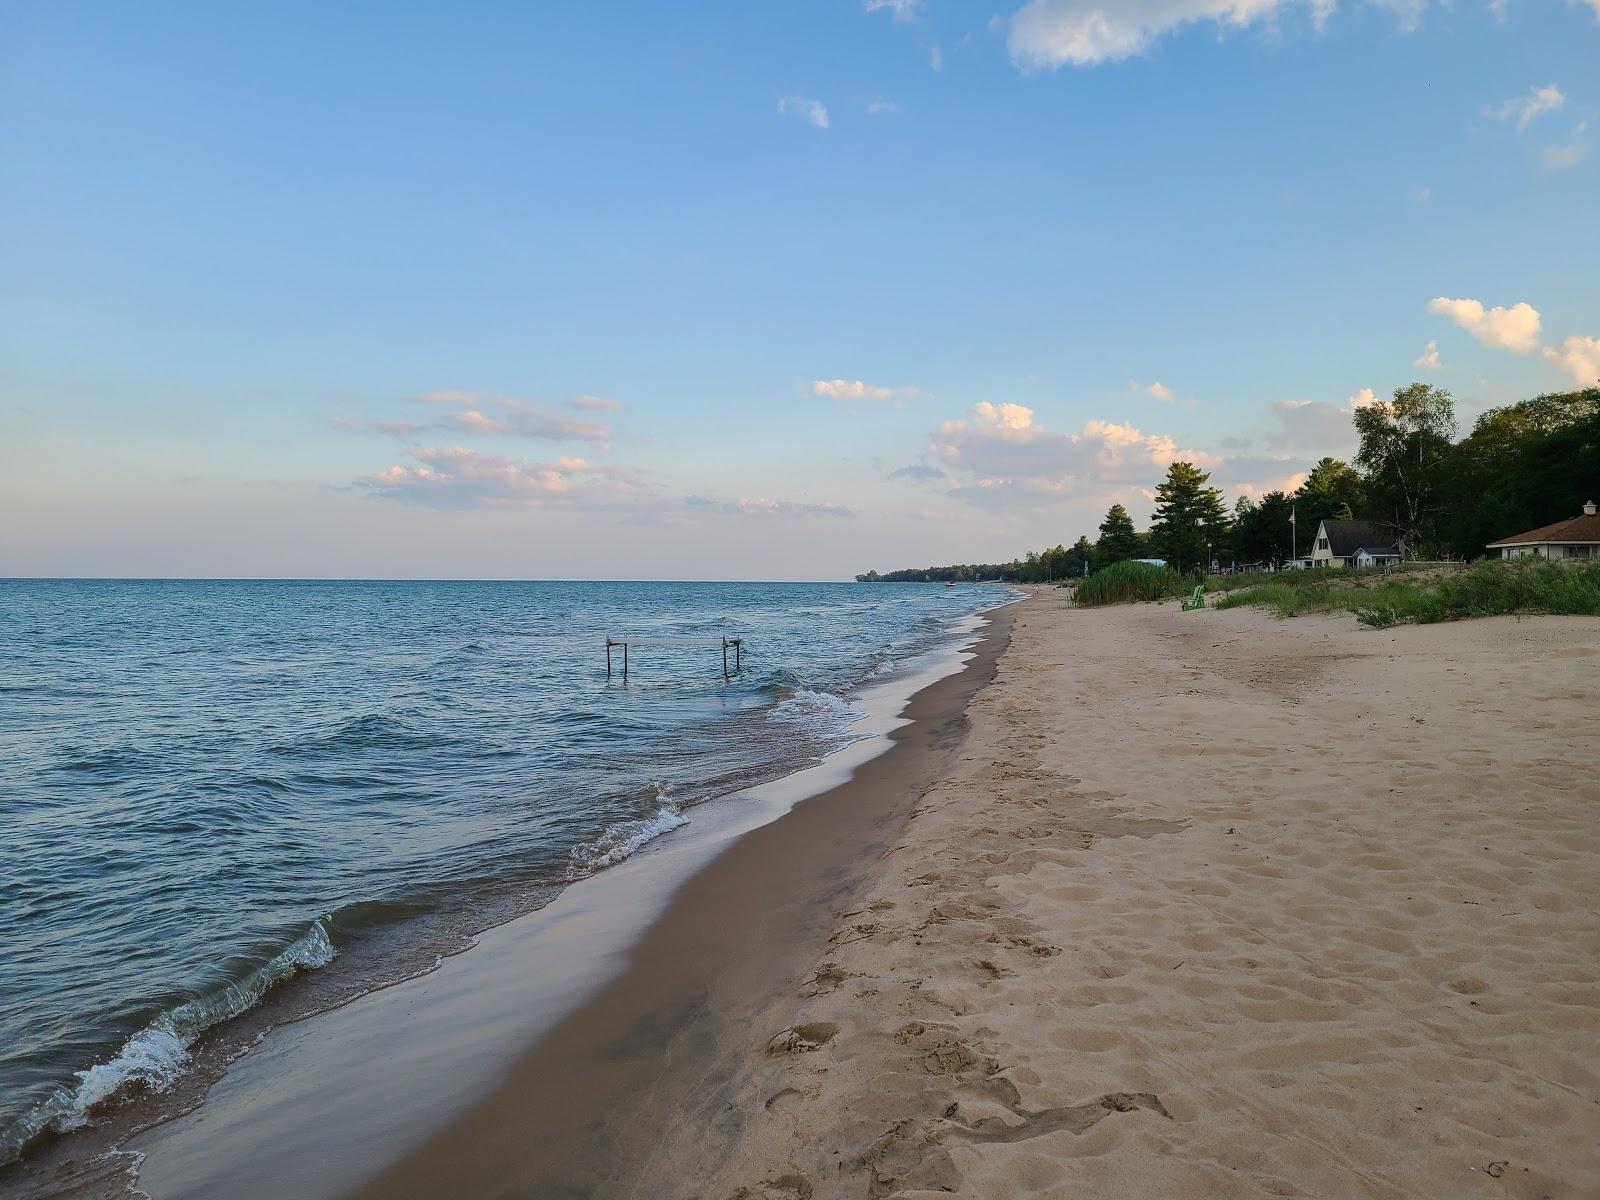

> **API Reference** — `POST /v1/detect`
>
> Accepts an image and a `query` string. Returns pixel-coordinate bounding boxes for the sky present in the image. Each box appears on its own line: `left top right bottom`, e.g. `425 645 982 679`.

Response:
3 0 1597 580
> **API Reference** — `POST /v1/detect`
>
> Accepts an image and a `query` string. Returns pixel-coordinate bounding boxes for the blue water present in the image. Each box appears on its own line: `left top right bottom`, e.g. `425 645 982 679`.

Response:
0 579 1009 1163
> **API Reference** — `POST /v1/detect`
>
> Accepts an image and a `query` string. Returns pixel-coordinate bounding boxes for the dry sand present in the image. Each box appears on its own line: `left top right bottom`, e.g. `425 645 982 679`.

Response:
676 597 1600 1199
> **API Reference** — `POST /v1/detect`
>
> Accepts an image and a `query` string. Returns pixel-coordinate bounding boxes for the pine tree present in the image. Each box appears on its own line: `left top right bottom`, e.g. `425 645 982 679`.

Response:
1094 504 1143 566
1149 462 1230 573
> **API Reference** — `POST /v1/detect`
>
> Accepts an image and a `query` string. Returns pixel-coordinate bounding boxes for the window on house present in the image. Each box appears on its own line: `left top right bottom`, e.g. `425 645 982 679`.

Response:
1318 537 1328 550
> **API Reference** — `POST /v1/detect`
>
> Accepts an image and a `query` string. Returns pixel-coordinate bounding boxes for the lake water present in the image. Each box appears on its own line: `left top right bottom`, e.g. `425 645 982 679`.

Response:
0 578 1011 1164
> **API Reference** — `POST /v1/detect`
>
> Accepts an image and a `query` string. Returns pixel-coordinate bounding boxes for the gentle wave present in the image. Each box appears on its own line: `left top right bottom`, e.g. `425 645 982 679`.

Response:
4 923 336 1157
567 786 690 877
1 578 1011 1168
767 688 864 733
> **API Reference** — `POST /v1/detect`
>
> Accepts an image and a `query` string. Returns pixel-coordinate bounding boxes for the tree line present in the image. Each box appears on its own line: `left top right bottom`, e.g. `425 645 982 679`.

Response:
857 384 1598 581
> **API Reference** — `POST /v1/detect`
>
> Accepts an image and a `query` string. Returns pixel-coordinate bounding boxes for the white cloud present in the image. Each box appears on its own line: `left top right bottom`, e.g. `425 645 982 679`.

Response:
1543 121 1590 170
1004 0 1444 67
778 96 830 129
571 395 624 412
434 396 615 444
866 98 901 114
1543 335 1600 386
1485 83 1565 131
359 447 644 509
812 378 900 402
1348 387 1380 408
928 402 1215 503
864 0 922 19
930 45 944 70
1413 340 1442 370
1427 296 1543 353
1144 380 1176 402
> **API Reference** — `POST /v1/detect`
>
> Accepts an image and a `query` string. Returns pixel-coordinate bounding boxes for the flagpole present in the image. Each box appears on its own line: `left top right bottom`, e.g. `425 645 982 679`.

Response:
1290 507 1297 566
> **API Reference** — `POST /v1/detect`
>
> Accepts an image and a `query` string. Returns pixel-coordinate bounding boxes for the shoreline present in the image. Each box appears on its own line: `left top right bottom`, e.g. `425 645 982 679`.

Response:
660 599 1600 1198
55 597 1016 1200
332 599 1018 1199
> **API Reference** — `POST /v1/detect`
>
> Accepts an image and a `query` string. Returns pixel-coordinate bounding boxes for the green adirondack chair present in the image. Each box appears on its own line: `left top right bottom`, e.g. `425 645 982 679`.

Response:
1180 584 1206 611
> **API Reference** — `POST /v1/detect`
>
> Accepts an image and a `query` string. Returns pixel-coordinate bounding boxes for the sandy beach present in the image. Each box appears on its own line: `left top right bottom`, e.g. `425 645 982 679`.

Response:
358 592 1599 1199
670 595 1600 1199
12 593 1596 1200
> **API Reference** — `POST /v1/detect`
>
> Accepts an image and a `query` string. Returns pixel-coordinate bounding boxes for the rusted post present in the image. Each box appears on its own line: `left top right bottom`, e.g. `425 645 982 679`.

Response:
735 639 741 672
722 638 729 678
623 641 628 680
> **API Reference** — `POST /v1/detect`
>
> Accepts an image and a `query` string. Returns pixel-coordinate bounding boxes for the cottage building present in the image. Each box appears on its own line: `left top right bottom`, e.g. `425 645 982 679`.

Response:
1485 501 1600 560
1309 520 1401 568
1351 546 1403 569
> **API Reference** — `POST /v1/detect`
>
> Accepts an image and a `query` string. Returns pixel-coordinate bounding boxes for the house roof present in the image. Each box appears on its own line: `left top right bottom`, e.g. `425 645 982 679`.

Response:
1318 520 1396 557
1352 546 1402 557
1486 513 1600 547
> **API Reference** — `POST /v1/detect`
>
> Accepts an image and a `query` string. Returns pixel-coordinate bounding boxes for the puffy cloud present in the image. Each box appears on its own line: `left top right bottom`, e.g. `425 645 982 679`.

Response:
812 378 897 401
1543 335 1600 386
1144 380 1175 402
1413 340 1442 370
864 0 921 19
928 402 1215 503
1485 83 1565 131
1348 387 1381 408
1427 297 1543 353
358 447 644 510
571 395 624 413
969 401 1036 430
684 495 853 518
778 96 830 129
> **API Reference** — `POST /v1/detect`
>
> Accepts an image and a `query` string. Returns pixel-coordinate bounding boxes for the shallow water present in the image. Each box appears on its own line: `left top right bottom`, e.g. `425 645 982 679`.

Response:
0 578 1008 1162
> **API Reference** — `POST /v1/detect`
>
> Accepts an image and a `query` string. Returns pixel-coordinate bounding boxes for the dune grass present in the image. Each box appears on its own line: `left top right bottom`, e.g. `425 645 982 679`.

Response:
1073 560 1189 606
1213 559 1600 626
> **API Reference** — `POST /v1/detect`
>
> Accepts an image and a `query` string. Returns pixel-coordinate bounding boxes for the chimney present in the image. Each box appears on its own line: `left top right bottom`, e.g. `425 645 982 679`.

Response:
1586 500 1597 517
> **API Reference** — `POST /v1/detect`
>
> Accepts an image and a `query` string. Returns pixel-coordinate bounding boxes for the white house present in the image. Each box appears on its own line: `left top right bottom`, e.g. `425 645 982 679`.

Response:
1310 520 1400 569
1485 501 1600 560
1351 546 1403 569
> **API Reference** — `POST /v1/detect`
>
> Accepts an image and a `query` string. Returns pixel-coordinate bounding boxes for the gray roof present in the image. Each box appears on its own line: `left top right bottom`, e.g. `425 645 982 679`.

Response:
1319 520 1397 557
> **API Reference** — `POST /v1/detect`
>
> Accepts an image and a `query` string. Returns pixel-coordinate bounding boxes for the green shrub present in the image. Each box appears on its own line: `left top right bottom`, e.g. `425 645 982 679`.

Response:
1214 559 1599 625
1431 558 1600 619
1075 560 1188 606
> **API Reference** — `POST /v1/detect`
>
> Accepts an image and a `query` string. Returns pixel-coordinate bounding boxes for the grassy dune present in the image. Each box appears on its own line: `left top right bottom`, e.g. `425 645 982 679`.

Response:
1213 559 1600 626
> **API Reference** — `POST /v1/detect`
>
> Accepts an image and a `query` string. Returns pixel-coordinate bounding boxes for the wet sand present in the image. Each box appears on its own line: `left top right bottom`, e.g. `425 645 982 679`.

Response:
340 603 1017 1199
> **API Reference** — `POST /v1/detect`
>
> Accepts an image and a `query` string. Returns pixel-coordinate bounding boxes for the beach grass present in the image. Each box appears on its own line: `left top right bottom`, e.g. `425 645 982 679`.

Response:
1213 559 1600 626
1074 560 1189 606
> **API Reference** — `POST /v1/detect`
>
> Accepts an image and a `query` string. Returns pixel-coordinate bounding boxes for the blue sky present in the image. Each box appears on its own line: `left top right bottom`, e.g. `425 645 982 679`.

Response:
3 0 1597 578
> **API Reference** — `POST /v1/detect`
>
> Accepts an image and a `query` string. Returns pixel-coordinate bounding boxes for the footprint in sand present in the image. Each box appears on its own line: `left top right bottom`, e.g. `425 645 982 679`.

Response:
766 1023 840 1055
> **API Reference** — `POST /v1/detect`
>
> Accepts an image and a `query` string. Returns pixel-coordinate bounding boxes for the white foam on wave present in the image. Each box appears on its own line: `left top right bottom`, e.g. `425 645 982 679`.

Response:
567 785 690 878
5 922 336 1154
768 688 864 732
